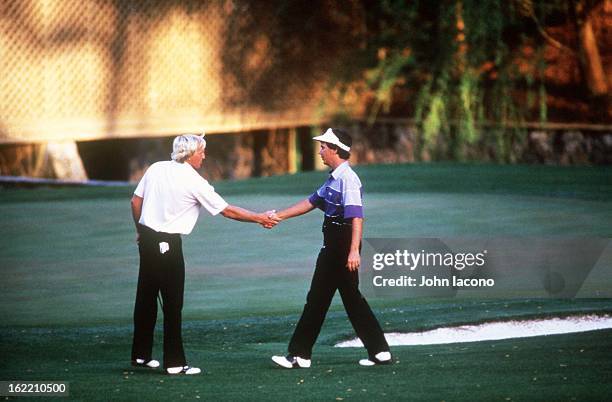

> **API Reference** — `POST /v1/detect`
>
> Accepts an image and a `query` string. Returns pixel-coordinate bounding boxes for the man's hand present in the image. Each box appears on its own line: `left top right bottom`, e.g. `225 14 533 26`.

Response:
260 210 281 229
346 249 360 271
221 205 280 228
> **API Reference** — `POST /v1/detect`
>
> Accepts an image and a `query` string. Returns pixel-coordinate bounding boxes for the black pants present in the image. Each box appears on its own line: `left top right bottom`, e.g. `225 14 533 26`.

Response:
131 225 186 368
288 222 389 359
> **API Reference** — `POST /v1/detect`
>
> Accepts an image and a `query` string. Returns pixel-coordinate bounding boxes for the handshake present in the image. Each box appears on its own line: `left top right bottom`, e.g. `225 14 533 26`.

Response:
259 210 281 229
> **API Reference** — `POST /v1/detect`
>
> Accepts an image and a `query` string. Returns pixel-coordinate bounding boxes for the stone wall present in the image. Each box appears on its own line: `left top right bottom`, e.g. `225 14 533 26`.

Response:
344 122 612 166
345 123 418 165
1 124 610 182
525 130 612 165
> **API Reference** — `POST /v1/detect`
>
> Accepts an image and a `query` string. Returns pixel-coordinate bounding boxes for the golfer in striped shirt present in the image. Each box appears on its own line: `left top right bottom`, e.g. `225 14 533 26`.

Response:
271 128 391 368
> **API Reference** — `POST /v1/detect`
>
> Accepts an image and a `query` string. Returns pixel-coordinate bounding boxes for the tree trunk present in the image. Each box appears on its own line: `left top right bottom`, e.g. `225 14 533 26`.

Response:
575 1 609 97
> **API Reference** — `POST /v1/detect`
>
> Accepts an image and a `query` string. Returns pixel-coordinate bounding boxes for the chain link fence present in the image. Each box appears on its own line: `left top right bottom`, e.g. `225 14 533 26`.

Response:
1 0 363 144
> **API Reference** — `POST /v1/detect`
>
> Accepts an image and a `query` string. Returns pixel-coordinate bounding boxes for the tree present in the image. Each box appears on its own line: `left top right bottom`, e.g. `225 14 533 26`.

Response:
329 0 610 159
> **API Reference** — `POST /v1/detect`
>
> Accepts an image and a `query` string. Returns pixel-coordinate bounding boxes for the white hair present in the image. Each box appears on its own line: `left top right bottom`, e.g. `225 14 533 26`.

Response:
171 134 206 162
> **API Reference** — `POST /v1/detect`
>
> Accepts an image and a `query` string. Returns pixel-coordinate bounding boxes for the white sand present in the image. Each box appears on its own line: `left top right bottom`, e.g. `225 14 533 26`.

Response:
335 314 612 347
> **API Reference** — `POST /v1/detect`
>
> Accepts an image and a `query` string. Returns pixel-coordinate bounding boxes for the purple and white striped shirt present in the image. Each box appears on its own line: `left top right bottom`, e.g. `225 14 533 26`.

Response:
308 161 363 222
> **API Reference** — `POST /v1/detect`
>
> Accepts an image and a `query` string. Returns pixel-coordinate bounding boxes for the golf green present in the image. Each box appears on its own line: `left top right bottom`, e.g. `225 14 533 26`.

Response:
1 163 611 401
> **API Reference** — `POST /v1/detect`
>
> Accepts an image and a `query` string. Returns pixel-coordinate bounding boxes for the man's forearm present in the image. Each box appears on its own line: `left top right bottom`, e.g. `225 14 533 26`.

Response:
345 217 363 271
350 217 363 251
221 205 268 224
276 199 315 220
131 195 143 229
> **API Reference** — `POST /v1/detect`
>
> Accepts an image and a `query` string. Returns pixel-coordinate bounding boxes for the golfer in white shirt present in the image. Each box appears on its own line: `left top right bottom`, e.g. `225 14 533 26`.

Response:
130 134 278 375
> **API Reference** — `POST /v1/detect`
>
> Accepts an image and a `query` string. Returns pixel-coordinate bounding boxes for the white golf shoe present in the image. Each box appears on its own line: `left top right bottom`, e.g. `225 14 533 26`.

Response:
359 351 392 366
132 358 160 368
166 366 202 375
271 355 311 369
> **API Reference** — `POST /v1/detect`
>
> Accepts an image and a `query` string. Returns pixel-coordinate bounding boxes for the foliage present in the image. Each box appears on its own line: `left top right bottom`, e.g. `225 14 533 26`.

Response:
223 0 604 161
348 1 526 160
328 0 603 161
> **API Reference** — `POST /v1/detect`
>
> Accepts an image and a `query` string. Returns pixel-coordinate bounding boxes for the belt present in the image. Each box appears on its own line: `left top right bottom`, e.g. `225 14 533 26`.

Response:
322 215 352 228
138 224 181 241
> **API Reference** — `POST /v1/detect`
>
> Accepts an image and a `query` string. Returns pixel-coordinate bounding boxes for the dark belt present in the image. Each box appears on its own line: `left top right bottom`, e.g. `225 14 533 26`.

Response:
322 215 352 228
138 224 181 242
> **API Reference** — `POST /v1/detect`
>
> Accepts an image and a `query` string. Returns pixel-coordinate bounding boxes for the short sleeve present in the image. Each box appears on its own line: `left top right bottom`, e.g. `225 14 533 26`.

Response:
342 176 363 219
134 168 149 197
193 179 229 216
308 188 325 210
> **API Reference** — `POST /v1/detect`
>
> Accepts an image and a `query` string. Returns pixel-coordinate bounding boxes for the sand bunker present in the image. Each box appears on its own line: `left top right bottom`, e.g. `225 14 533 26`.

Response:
335 314 612 347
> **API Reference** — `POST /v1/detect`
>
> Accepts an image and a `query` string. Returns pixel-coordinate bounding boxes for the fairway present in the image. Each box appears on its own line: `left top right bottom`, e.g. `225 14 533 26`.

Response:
1 163 611 401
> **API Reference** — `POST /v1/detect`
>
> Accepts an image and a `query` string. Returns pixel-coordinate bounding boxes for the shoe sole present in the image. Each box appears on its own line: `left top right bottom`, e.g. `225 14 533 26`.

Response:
271 356 294 369
131 361 160 369
166 369 201 375
359 358 392 366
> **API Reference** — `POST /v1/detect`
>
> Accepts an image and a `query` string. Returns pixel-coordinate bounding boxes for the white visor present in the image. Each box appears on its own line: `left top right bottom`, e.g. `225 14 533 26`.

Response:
312 128 351 152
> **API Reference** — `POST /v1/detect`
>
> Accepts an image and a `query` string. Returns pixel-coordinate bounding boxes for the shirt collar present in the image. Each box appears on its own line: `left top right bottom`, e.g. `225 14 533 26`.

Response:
173 160 195 171
330 161 350 180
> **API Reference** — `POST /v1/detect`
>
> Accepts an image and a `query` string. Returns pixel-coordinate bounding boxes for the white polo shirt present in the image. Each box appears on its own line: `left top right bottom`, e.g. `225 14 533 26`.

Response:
134 160 229 235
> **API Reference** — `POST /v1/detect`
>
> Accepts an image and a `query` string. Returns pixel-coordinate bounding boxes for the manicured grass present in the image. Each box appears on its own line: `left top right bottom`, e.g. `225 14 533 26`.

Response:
0 163 611 401
3 310 612 401
2 162 611 203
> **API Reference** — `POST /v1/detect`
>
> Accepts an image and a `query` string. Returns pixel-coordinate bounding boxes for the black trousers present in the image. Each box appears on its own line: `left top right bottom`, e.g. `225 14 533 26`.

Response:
131 225 186 369
288 222 389 359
